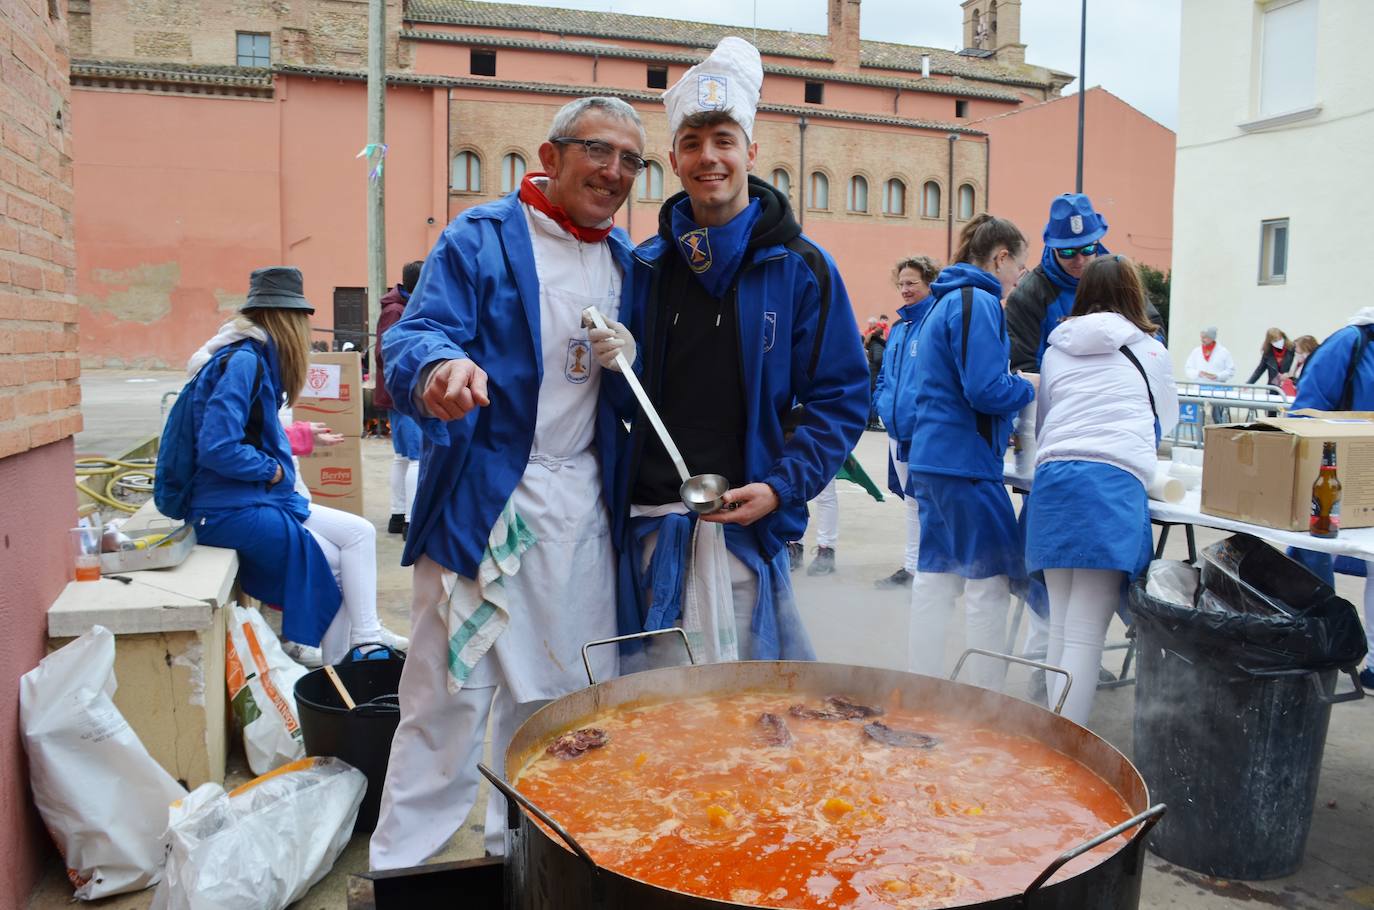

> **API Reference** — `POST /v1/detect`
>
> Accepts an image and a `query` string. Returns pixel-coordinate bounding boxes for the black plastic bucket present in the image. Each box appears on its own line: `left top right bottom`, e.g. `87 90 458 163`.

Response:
295 658 404 833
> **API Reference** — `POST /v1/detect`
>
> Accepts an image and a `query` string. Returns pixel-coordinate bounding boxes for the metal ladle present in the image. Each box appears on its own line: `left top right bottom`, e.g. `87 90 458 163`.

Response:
581 307 731 514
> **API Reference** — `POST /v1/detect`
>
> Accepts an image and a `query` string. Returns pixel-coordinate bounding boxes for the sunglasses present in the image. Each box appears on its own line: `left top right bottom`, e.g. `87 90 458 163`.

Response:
552 137 648 175
1054 243 1099 259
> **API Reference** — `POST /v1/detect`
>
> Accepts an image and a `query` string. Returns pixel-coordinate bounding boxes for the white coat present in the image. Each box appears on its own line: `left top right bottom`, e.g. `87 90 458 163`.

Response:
1035 313 1179 486
1184 341 1236 382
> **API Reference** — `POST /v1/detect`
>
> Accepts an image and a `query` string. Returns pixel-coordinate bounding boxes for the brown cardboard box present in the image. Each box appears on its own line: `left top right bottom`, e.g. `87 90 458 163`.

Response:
295 352 363 437
297 434 364 516
1201 412 1374 531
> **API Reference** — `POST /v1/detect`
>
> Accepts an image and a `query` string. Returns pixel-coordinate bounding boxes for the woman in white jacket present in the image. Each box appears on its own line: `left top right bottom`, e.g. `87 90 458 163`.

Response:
1025 256 1178 724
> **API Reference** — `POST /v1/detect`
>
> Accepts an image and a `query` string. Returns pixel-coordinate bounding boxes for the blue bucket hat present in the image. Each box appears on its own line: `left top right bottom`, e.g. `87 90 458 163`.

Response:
1043 193 1108 248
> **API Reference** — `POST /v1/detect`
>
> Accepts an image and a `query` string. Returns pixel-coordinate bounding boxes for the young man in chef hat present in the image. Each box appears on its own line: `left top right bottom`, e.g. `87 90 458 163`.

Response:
589 37 868 668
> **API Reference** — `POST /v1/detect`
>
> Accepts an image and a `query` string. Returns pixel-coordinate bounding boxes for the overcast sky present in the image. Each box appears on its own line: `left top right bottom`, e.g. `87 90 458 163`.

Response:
476 0 1182 130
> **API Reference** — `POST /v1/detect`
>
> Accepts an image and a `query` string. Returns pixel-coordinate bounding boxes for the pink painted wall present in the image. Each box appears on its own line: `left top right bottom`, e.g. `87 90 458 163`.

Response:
0 438 79 907
73 90 282 367
972 88 1176 271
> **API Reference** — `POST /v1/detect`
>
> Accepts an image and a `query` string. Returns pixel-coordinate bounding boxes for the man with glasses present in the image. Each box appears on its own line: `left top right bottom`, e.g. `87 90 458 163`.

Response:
599 37 867 671
370 97 646 869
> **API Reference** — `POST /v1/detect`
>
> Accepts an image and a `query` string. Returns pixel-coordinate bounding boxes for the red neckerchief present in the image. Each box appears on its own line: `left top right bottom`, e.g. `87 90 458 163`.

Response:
1271 344 1285 360
1201 341 1216 359
519 173 613 244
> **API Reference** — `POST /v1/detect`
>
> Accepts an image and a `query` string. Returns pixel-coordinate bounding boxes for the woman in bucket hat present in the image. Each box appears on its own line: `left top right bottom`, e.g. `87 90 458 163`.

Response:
181 266 408 662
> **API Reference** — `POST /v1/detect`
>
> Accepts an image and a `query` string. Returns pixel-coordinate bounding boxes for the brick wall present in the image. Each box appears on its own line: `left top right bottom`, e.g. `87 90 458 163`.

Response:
2 0 81 459
0 0 79 901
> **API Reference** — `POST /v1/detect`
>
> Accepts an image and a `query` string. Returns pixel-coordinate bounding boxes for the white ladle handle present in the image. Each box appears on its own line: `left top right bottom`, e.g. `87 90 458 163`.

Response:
582 307 691 483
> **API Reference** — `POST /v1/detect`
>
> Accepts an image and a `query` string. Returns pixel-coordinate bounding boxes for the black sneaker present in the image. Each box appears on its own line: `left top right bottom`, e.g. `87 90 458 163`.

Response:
786 541 804 572
875 568 913 589
807 546 836 576
1359 667 1374 690
387 513 406 534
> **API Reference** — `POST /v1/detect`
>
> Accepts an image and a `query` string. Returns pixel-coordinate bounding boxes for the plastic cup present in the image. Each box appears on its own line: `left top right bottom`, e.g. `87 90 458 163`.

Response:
71 526 101 582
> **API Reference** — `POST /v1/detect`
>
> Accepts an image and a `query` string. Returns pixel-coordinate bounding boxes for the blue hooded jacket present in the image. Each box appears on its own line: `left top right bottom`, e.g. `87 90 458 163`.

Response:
872 295 935 454
907 263 1036 482
1291 322 1374 412
382 190 636 576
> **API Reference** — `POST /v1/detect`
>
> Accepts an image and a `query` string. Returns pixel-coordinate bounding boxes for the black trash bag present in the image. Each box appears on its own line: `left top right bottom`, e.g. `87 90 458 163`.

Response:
1128 535 1367 677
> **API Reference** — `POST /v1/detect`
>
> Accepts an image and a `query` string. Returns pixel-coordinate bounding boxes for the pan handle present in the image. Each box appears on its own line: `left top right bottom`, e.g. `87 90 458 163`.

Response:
581 628 696 685
476 762 597 870
950 648 1074 715
1021 803 1166 901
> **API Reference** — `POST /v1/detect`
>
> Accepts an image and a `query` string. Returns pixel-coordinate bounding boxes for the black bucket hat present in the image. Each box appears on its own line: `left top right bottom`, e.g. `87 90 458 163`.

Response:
242 266 315 313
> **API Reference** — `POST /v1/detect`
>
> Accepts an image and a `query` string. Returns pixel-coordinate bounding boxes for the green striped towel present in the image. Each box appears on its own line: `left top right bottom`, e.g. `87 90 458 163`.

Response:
443 500 536 694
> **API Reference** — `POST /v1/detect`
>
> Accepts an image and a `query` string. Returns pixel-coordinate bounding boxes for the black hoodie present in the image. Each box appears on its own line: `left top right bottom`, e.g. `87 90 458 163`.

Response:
631 177 803 505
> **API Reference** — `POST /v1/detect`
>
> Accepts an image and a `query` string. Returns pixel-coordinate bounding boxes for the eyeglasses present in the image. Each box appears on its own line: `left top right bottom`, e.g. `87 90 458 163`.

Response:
1054 243 1099 259
896 281 924 290
552 138 648 175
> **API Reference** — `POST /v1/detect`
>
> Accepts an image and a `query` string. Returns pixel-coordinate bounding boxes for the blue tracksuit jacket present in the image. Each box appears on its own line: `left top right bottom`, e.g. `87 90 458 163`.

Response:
873 295 935 452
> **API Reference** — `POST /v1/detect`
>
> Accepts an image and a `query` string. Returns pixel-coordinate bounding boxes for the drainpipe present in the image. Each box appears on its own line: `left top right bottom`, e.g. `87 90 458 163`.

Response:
946 133 958 261
984 134 991 211
798 116 808 230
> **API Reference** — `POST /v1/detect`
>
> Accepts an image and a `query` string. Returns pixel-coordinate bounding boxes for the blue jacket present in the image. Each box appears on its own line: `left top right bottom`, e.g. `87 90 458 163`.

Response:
383 191 636 575
1292 323 1374 412
907 263 1036 482
188 340 305 518
616 180 869 559
872 295 935 452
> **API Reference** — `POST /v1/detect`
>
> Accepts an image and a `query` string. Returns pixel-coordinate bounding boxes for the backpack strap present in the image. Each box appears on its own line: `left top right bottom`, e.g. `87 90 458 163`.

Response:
1118 344 1159 424
960 287 995 449
216 343 267 450
1338 325 1373 412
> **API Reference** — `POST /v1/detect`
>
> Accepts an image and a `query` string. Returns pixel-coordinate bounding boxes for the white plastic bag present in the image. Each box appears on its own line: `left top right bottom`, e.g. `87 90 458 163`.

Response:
225 604 308 775
19 625 187 899
151 756 366 910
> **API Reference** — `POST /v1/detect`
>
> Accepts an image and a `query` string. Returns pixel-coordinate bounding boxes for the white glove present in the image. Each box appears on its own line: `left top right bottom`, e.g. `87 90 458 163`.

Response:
588 319 636 372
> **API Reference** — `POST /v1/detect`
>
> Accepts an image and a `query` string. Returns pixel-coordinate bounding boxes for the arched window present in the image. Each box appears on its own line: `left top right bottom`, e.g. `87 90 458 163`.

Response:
770 168 791 197
921 180 941 218
500 152 526 194
451 151 482 192
883 178 906 216
808 171 829 210
958 183 976 220
847 176 869 213
635 160 664 201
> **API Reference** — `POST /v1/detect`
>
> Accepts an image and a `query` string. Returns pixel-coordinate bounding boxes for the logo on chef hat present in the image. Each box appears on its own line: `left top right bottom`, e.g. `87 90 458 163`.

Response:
679 228 712 273
698 74 728 110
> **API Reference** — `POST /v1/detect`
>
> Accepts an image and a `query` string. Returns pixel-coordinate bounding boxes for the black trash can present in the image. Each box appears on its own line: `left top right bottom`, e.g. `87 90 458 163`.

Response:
1129 536 1365 880
295 657 404 833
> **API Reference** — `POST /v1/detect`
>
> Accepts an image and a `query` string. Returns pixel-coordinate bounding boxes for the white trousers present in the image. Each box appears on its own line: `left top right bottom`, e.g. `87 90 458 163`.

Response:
304 504 382 662
369 557 543 870
1043 568 1123 725
814 480 839 548
908 571 1011 690
389 454 419 520
1023 605 1050 660
888 438 920 573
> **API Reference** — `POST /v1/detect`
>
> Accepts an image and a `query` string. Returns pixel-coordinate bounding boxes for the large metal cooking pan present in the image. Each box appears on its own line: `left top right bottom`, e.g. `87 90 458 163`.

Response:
480 636 1164 910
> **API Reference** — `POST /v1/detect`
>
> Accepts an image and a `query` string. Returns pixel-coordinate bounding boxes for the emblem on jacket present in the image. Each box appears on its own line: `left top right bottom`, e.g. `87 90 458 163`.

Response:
679 228 712 274
566 338 591 383
763 311 777 353
698 74 728 109
909 338 919 357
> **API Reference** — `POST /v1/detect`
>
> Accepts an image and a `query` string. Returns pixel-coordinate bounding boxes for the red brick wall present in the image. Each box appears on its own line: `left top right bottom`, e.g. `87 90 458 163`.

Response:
2 0 80 459
0 0 79 902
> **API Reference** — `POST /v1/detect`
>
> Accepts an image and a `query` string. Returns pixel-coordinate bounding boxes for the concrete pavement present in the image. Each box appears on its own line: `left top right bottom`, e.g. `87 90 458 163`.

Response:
28 370 1374 908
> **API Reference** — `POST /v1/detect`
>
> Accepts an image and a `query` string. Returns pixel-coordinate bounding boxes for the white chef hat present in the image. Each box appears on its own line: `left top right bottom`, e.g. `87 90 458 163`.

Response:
663 37 763 141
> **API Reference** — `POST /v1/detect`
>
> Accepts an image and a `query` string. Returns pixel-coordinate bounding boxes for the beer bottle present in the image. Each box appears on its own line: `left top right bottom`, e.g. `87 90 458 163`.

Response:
1310 441 1341 538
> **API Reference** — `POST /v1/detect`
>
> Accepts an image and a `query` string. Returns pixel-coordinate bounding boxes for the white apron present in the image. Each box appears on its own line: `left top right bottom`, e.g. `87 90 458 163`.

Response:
465 209 621 702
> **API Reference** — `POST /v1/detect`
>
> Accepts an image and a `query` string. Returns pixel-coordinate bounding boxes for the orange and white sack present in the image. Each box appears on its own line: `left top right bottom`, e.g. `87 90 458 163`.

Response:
19 625 187 899
151 756 365 910
225 604 307 775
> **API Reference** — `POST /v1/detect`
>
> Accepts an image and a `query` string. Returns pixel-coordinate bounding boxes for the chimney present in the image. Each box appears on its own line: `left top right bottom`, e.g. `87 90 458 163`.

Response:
828 0 861 73
921 54 930 78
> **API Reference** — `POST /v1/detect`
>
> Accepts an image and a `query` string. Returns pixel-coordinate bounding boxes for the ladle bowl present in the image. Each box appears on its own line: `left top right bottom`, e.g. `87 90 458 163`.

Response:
680 473 730 514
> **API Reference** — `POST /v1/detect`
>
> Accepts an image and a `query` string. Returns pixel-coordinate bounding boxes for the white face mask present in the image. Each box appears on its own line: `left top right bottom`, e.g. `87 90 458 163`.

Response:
1273 338 1285 350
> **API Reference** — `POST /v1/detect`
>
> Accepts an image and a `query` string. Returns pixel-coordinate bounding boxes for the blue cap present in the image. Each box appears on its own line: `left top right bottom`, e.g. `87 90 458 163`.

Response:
1043 193 1108 247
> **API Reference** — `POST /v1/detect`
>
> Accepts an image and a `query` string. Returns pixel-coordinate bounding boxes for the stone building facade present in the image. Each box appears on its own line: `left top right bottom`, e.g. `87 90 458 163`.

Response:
1 0 83 901
64 0 1171 366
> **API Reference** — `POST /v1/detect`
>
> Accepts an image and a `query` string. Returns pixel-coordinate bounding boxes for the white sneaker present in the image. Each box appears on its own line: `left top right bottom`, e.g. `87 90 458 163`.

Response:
281 640 323 668
373 625 410 652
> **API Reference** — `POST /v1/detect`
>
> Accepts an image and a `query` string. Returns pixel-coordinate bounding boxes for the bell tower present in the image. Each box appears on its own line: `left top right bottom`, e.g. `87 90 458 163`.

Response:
960 0 1026 65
